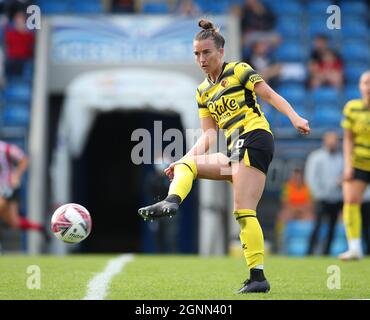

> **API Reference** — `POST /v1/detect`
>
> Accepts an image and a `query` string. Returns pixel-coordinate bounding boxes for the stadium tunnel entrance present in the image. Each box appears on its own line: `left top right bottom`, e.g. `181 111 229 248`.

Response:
73 110 199 253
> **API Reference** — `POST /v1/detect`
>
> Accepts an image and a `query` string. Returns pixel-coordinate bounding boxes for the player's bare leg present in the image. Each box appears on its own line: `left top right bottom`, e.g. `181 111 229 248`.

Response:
0 201 20 229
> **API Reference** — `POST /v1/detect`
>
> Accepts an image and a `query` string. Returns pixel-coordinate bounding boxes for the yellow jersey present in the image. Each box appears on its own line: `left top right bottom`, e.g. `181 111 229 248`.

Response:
341 99 370 172
196 61 272 150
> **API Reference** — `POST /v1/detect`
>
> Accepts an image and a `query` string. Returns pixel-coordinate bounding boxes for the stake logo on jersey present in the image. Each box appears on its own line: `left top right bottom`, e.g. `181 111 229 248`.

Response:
207 97 239 122
196 61 272 149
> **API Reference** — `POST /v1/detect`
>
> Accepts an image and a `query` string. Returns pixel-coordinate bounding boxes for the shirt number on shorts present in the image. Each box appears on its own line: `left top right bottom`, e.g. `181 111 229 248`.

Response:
235 139 244 149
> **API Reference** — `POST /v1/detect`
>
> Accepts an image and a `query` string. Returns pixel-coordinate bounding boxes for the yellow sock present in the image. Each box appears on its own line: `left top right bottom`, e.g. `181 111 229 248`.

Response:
343 203 362 240
168 158 197 203
234 209 264 269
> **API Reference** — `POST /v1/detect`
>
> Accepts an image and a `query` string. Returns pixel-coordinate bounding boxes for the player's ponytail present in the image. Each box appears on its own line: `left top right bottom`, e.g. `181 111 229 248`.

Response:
195 19 225 49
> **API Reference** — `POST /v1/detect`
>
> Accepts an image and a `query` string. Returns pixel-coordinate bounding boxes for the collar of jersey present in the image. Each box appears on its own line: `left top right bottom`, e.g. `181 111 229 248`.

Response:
207 62 228 85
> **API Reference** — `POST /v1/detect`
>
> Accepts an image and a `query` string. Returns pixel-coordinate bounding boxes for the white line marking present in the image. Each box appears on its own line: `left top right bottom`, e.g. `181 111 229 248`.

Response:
83 254 134 300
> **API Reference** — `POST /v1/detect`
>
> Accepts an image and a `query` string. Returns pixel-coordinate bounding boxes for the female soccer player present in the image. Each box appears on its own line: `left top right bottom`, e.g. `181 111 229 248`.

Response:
339 70 370 261
138 19 310 293
0 140 49 240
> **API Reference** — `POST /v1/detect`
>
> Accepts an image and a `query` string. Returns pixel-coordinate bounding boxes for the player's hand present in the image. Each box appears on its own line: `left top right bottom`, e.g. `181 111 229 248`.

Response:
343 166 354 181
292 116 310 135
164 162 177 181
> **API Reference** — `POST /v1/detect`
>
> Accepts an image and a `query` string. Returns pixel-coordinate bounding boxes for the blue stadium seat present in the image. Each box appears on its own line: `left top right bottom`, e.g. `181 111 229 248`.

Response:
276 84 307 105
342 41 369 63
72 1 103 14
345 65 369 84
283 221 313 256
2 105 30 127
339 1 368 15
311 104 342 127
142 3 169 14
276 17 303 39
193 0 207 11
196 0 229 14
344 85 361 101
268 0 304 15
284 220 314 237
37 1 70 14
4 83 32 102
307 1 332 15
308 18 340 38
22 62 34 82
330 238 348 256
211 2 230 14
310 87 341 104
341 20 369 39
274 42 308 62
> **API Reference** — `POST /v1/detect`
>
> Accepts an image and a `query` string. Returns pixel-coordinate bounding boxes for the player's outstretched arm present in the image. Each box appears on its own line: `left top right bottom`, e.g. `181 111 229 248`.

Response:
254 81 310 135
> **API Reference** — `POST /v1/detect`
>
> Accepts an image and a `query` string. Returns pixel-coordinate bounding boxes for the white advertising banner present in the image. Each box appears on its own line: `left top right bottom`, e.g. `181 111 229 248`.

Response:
51 15 226 64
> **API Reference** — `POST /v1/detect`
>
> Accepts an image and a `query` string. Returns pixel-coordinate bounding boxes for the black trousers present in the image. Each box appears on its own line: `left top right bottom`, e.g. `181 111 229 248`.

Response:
362 202 370 255
307 201 342 255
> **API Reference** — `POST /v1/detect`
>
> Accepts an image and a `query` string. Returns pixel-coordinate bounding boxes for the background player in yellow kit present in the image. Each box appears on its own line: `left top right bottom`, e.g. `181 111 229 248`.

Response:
339 70 370 261
139 19 310 293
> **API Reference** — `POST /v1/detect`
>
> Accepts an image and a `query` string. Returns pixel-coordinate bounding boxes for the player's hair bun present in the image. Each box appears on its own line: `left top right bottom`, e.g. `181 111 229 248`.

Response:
195 18 224 49
198 19 216 32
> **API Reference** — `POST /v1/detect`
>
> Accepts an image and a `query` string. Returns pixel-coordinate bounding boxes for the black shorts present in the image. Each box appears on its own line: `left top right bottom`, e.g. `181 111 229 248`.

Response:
1 187 20 202
227 129 275 175
353 168 370 183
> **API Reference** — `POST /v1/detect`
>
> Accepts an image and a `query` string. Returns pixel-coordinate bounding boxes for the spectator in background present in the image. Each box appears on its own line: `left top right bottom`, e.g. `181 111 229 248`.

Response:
247 40 282 87
4 10 35 79
0 140 49 240
174 0 201 17
275 167 313 253
240 0 281 54
309 34 340 65
278 167 314 223
308 34 343 90
111 0 135 13
3 0 32 18
246 40 306 88
305 131 343 255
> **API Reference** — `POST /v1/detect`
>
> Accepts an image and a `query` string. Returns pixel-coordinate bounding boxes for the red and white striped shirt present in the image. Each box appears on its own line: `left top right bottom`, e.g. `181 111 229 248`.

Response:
0 141 26 192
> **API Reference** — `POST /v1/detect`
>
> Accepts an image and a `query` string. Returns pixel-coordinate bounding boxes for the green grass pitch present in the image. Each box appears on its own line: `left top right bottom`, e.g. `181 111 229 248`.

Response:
0 255 369 300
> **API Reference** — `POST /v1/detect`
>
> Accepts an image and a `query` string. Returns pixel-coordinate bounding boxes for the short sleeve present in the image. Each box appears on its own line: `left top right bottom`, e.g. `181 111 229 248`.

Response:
196 88 211 119
234 62 264 91
341 102 352 130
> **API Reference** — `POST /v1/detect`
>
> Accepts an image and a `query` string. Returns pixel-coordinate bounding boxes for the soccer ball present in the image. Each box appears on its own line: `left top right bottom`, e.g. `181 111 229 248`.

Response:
51 203 92 244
